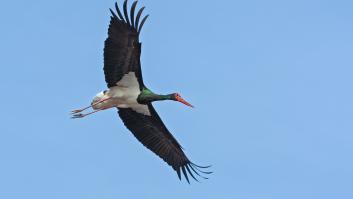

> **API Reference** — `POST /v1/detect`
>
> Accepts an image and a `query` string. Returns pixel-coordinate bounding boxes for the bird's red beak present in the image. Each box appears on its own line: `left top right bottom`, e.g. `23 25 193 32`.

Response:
175 94 194 108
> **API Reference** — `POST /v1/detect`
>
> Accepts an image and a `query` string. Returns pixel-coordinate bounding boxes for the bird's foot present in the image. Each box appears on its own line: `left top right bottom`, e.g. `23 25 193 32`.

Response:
70 109 103 119
71 113 86 119
71 109 83 114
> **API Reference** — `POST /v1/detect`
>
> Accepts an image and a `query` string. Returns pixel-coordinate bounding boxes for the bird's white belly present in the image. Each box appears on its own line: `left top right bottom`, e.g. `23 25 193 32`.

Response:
109 86 140 108
91 72 150 116
92 86 139 108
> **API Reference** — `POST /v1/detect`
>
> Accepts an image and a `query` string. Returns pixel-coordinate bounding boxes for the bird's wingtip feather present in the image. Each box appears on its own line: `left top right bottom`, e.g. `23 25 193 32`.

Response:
181 166 190 184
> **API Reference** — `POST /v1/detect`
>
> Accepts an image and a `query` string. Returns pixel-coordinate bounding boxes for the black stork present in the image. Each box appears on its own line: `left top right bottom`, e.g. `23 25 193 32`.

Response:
71 0 211 183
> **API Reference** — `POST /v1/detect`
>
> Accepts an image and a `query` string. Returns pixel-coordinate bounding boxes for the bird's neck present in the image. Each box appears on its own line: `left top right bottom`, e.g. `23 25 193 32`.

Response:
137 88 173 104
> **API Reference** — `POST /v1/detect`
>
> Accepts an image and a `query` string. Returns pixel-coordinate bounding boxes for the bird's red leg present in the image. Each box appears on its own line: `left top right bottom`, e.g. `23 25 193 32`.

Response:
71 107 109 119
71 97 112 114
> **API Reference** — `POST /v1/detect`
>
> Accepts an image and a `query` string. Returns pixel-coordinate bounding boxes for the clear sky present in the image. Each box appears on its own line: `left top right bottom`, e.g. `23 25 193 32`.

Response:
0 0 352 198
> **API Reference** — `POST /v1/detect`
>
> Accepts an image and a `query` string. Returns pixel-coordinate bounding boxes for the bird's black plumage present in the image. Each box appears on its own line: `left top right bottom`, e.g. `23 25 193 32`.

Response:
104 0 211 183
118 104 211 183
104 1 148 89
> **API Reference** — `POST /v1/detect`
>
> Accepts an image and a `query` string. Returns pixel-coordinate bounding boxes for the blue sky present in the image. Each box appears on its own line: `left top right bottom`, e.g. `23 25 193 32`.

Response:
1 0 353 198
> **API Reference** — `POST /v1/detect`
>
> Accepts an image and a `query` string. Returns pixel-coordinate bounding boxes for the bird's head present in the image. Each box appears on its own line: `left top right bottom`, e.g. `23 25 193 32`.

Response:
172 93 194 108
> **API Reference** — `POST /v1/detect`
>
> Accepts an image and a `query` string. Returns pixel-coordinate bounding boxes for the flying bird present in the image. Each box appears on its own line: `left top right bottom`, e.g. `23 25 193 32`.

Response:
71 0 211 183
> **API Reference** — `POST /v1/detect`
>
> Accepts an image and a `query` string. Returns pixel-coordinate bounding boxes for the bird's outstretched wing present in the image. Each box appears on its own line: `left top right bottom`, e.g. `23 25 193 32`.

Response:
118 104 211 183
104 0 149 89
